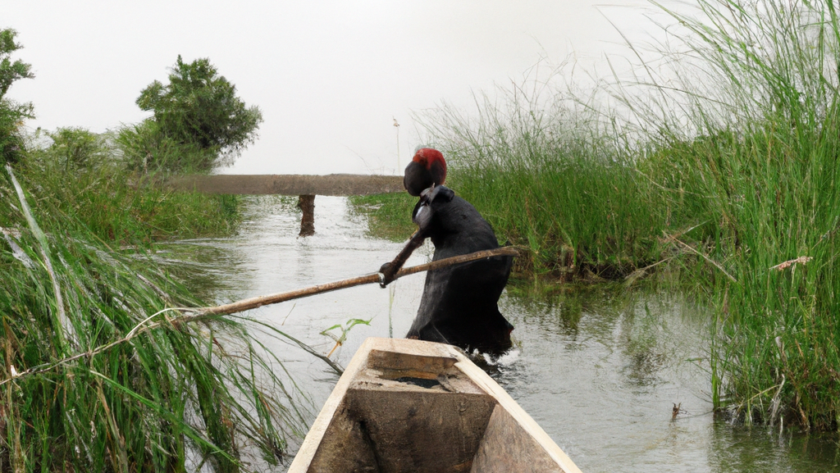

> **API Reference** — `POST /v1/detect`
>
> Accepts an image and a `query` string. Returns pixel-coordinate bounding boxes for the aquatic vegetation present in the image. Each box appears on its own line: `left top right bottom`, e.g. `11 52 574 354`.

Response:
0 166 306 471
635 0 840 431
0 125 304 470
22 130 242 245
357 0 840 431
349 192 416 242
0 29 311 470
320 318 372 358
418 83 669 279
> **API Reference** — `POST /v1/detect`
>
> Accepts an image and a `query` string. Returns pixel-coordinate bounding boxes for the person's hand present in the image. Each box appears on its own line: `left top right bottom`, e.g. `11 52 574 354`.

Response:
379 261 397 287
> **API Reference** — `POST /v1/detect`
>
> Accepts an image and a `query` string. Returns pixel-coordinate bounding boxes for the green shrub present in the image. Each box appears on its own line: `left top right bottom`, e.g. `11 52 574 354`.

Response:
134 55 263 172
40 127 109 170
115 119 216 174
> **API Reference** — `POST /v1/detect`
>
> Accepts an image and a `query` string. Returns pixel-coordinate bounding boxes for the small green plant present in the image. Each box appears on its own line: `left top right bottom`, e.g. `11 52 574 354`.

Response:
321 318 372 358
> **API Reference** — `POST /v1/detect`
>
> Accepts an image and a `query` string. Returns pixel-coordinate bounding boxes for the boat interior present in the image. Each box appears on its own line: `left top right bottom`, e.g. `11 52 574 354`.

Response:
301 339 572 473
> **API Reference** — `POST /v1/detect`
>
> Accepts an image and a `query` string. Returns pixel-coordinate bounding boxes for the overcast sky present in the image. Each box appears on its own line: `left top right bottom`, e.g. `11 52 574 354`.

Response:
5 1 681 175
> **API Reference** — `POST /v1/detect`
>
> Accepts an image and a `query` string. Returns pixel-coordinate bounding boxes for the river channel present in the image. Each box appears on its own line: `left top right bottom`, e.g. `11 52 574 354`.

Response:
169 196 840 472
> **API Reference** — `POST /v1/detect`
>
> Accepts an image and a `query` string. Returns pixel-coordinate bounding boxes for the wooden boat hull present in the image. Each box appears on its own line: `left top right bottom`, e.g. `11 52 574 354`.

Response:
288 337 581 473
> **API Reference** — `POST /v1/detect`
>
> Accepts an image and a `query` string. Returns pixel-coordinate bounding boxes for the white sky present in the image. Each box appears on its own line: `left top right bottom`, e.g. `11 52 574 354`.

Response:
5 1 682 175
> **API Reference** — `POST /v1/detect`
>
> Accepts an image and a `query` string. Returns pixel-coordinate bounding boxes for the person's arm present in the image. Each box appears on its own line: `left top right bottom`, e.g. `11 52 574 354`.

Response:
378 227 427 287
378 186 451 287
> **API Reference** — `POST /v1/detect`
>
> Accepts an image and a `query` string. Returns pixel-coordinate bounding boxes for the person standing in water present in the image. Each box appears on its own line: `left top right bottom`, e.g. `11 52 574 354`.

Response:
379 147 514 354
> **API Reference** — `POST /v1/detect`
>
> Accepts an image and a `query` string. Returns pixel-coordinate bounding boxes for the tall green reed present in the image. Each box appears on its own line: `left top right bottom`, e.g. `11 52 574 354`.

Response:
602 0 840 428
23 131 242 245
419 77 668 278
408 0 840 430
1 167 306 470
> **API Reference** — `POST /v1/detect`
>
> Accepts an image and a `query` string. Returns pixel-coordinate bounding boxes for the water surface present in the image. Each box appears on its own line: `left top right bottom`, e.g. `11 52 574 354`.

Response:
171 196 840 472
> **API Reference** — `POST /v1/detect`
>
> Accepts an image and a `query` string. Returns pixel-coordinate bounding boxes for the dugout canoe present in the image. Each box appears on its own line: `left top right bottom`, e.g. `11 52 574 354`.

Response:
288 337 582 473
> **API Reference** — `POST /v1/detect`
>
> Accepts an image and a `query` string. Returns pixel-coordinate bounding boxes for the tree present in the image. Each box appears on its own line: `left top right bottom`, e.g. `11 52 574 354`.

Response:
44 127 108 170
135 55 262 171
0 28 34 164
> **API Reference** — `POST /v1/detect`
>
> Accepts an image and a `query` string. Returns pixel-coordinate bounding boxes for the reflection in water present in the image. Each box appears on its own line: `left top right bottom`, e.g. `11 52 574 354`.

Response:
168 196 838 472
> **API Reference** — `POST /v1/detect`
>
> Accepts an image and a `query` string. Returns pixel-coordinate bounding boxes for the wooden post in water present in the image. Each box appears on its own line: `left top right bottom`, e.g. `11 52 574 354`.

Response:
298 194 315 236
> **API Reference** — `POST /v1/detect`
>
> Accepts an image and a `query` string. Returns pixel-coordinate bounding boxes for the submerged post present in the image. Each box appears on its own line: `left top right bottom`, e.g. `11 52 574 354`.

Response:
298 194 315 236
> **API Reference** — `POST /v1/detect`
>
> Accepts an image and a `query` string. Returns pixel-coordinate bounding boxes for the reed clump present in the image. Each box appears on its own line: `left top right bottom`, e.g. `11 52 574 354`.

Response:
633 0 840 430
1 137 308 470
419 81 673 280
354 0 840 430
24 127 242 245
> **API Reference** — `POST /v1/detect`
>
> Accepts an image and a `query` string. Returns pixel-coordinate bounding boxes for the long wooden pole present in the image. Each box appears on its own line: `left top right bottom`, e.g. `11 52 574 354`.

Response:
0 247 520 385
200 246 520 316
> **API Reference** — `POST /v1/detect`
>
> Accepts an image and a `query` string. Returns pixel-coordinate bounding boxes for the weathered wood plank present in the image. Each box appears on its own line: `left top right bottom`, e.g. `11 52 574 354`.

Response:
470 405 566 473
341 388 495 472
288 338 377 473
166 174 404 196
455 354 583 473
367 347 458 380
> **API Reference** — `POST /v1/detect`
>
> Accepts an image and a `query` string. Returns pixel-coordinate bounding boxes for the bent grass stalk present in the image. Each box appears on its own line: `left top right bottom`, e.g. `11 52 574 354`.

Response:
6 165 74 352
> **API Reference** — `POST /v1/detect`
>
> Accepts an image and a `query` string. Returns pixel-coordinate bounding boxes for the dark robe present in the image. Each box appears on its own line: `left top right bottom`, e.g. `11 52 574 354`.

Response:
405 186 513 354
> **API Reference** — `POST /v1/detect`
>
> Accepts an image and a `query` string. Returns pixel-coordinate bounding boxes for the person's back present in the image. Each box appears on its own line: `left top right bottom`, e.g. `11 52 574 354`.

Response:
379 148 513 354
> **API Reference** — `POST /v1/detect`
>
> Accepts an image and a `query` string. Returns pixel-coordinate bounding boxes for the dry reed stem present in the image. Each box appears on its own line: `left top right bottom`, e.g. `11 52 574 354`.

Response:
674 238 737 283
770 256 813 271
